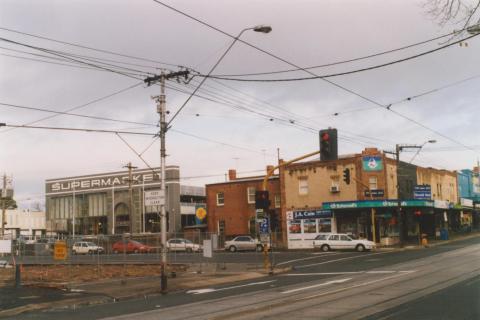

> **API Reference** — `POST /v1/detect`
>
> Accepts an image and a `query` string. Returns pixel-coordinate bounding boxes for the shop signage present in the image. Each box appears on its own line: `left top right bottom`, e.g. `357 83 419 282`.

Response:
460 198 474 208
414 185 432 200
364 189 384 197
293 209 332 219
434 200 449 209
54 241 67 260
362 156 383 172
323 200 433 210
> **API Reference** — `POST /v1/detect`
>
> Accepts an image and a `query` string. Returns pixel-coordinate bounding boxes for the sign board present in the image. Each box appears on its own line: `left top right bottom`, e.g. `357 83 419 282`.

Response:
323 199 434 210
434 200 450 209
144 189 165 206
362 156 383 171
255 209 265 220
259 218 270 233
0 240 11 254
460 198 474 208
293 210 332 219
364 189 385 198
195 206 207 220
54 241 67 260
414 185 432 200
203 240 212 258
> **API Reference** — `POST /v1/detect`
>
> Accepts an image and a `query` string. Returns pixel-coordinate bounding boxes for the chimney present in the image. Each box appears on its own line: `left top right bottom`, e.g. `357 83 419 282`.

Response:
266 165 275 175
228 169 236 181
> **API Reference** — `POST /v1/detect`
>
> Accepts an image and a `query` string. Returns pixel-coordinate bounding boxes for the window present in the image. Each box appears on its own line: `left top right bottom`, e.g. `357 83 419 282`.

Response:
288 220 301 234
274 194 281 208
216 192 224 206
340 235 351 241
299 178 309 195
369 177 378 190
247 187 255 204
303 219 317 233
329 235 339 241
436 183 442 198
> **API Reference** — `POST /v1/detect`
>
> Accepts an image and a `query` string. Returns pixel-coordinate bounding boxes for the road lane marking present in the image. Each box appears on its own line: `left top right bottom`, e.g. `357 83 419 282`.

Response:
282 278 351 294
300 270 417 300
276 252 343 266
283 270 413 276
296 251 392 269
186 280 276 295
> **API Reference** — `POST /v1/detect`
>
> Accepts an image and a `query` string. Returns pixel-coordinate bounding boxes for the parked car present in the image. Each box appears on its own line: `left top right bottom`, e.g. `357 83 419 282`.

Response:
225 236 263 252
72 241 104 255
166 238 202 253
112 240 153 254
313 233 375 252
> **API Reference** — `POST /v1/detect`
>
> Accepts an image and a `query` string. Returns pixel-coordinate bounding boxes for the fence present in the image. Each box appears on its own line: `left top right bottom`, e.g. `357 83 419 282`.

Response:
0 231 284 288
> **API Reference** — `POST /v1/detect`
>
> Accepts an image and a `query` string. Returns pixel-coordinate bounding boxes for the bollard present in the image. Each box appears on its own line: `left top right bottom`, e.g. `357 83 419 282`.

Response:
14 264 21 288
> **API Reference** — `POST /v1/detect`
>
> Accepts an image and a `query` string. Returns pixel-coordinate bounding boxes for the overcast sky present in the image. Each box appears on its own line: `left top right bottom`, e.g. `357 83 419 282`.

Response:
1 0 479 208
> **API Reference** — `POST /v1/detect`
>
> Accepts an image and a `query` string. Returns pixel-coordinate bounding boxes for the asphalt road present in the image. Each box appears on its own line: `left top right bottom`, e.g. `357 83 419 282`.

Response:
8 236 480 320
363 274 480 320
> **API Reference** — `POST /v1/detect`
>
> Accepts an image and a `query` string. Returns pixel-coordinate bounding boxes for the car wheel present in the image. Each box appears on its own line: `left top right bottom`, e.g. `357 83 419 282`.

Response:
256 244 263 252
113 250 119 254
321 244 330 252
229 246 237 252
88 250 93 255
356 244 366 252
186 248 193 253
73 250 77 255
134 249 139 254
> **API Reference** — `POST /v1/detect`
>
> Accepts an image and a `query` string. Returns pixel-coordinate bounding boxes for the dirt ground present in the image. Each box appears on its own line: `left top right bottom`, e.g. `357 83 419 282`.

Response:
0 264 187 286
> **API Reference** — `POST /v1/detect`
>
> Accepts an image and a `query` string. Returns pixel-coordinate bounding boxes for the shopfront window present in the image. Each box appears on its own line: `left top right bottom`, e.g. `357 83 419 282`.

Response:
303 219 317 233
288 220 301 233
318 218 332 232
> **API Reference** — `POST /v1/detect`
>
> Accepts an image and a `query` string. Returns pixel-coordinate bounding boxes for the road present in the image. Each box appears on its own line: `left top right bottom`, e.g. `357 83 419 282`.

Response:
9 236 480 320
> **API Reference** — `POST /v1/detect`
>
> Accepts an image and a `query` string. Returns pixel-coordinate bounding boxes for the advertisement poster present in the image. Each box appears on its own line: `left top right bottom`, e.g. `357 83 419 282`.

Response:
362 156 383 171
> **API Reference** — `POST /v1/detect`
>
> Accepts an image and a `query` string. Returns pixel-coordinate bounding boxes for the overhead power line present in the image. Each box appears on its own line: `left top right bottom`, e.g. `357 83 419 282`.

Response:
198 32 480 82
0 124 155 136
209 30 463 78
0 26 179 68
151 0 477 154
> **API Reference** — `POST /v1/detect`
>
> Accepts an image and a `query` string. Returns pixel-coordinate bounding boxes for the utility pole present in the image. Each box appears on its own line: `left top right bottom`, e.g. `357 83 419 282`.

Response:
144 69 189 293
1 174 6 237
124 162 137 234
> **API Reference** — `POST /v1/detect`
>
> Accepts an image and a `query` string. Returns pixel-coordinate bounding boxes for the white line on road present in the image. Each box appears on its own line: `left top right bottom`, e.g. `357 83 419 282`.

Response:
186 280 276 295
282 278 352 294
276 252 343 266
283 270 413 276
296 251 393 269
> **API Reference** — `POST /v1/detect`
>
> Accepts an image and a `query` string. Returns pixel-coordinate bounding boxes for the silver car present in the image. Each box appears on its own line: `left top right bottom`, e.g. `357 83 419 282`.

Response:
224 236 264 252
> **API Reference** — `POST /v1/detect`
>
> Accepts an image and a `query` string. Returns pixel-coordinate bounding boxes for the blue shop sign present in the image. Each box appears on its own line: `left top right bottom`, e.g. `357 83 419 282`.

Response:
414 185 431 200
293 209 332 219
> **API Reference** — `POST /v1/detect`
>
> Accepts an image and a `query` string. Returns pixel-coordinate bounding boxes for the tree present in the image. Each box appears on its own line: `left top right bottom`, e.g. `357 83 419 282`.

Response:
424 0 480 28
2 197 17 209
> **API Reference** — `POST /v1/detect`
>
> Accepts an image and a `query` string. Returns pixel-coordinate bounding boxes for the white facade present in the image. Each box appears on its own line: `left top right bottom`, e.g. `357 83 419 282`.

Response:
1 209 46 236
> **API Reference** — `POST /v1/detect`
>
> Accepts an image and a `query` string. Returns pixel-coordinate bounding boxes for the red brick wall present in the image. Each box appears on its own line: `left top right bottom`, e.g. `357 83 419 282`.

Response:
206 178 280 238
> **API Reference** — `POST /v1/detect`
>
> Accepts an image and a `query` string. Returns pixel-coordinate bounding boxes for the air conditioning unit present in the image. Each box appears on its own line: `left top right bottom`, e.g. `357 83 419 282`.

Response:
330 185 340 193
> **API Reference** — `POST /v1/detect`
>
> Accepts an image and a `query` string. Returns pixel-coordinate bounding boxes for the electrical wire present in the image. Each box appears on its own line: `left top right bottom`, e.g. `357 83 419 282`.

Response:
210 30 464 78
0 26 179 68
2 124 155 136
151 0 477 154
198 32 480 82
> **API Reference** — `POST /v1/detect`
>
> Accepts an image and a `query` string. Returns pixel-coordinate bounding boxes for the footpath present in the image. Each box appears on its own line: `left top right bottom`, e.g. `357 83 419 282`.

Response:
0 231 478 318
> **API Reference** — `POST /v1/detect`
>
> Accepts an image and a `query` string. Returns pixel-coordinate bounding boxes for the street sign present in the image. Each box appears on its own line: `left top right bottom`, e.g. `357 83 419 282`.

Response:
414 185 431 200
144 189 165 206
54 241 67 260
255 209 265 220
364 189 385 197
259 218 270 233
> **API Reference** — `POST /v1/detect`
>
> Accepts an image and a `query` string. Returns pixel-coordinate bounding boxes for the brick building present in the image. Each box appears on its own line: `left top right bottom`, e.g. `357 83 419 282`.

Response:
206 168 280 241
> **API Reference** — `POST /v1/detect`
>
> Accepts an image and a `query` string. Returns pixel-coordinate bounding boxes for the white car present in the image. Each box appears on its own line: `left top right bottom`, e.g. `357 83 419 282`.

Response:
72 241 104 255
225 236 264 252
313 233 375 252
166 238 202 253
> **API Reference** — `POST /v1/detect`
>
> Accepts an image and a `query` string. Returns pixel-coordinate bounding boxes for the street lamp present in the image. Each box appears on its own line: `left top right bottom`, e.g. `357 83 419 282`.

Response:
467 23 480 35
395 140 437 246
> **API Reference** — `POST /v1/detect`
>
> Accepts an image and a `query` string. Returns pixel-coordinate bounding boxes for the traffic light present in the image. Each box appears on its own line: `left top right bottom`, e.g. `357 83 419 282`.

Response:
319 128 338 161
343 168 351 185
255 190 270 210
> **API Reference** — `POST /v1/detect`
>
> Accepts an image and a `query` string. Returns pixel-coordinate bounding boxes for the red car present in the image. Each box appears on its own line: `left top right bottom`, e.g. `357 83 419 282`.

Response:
112 240 153 254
